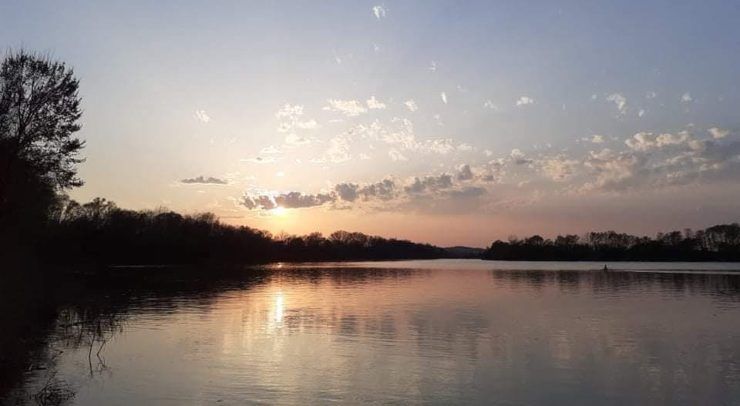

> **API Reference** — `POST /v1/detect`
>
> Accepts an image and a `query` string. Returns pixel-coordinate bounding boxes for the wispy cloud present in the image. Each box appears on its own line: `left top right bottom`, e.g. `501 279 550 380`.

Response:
260 145 282 155
708 127 729 139
366 96 386 110
194 109 211 123
515 96 534 107
324 99 367 116
606 93 627 114
483 100 499 111
372 5 386 19
275 104 318 146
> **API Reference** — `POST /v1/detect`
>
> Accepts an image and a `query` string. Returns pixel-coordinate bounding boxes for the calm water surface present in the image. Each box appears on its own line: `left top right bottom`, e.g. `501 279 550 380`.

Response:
19 260 740 404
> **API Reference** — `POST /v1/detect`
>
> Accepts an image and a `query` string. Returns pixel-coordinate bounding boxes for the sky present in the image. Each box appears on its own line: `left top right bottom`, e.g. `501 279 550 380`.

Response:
2 1 740 246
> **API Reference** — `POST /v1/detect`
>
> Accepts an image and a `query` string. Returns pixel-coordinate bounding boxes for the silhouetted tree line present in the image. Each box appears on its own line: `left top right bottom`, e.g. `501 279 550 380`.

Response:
36 196 445 265
483 227 740 261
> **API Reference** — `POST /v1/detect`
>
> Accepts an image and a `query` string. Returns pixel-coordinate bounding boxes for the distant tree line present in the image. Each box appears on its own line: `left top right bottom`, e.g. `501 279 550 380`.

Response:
483 226 740 261
36 196 446 265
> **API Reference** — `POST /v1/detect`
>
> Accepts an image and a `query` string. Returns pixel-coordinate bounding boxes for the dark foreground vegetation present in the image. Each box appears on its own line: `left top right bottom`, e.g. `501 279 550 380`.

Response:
38 197 446 265
483 225 740 261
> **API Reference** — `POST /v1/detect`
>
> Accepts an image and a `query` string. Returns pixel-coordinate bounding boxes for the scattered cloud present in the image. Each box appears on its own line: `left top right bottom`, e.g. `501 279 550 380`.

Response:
429 61 437 72
180 176 227 185
624 131 689 151
366 96 386 110
324 99 367 116
405 174 454 194
606 93 627 114
404 100 418 112
194 110 211 123
457 164 474 181
510 148 532 165
276 104 318 146
681 92 693 103
540 156 579 182
708 127 729 139
260 145 282 155
388 149 408 161
483 100 499 111
427 138 455 155
516 96 534 107
372 5 386 19
441 92 448 104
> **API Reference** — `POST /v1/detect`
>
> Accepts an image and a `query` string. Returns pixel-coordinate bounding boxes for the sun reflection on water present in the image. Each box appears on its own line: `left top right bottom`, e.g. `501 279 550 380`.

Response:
273 292 285 325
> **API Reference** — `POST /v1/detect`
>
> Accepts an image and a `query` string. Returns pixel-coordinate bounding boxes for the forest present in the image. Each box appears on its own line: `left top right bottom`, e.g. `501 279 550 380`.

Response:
483 225 740 261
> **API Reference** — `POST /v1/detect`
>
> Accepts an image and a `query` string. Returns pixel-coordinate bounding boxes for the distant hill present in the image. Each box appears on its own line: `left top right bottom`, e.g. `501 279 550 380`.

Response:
443 246 485 258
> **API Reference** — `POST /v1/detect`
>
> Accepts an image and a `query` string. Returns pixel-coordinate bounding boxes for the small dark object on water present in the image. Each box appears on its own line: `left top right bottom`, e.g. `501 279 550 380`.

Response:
603 265 609 271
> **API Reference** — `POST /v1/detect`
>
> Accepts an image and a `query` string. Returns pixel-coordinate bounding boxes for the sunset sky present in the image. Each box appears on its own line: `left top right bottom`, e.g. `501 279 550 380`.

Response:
3 1 739 246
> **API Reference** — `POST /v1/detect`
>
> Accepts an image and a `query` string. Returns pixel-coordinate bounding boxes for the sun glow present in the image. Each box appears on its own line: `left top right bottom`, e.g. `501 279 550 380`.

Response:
271 206 287 217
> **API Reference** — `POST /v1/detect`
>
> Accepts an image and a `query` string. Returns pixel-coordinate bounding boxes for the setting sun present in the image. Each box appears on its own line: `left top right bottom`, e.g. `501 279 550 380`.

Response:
271 206 287 217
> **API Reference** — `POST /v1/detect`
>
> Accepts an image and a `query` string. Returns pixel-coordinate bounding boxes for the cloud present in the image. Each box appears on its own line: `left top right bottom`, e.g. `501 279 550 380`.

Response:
358 179 397 200
334 179 397 202
180 176 227 185
516 96 534 107
457 164 474 181
194 110 211 123
334 183 359 201
324 99 367 116
404 174 454 194
709 127 729 139
638 109 645 118
445 186 487 199
427 138 455 155
275 104 318 145
624 131 689 151
241 164 497 213
277 192 334 209
429 61 437 72
510 148 532 165
681 92 693 103
372 5 386 19
404 100 418 112
388 149 408 161
325 135 352 163
457 143 474 152
606 93 627 114
590 135 604 144
260 145 282 154
483 100 499 111
441 92 448 104
646 91 657 99
241 156 277 164
366 96 386 110
540 156 579 182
